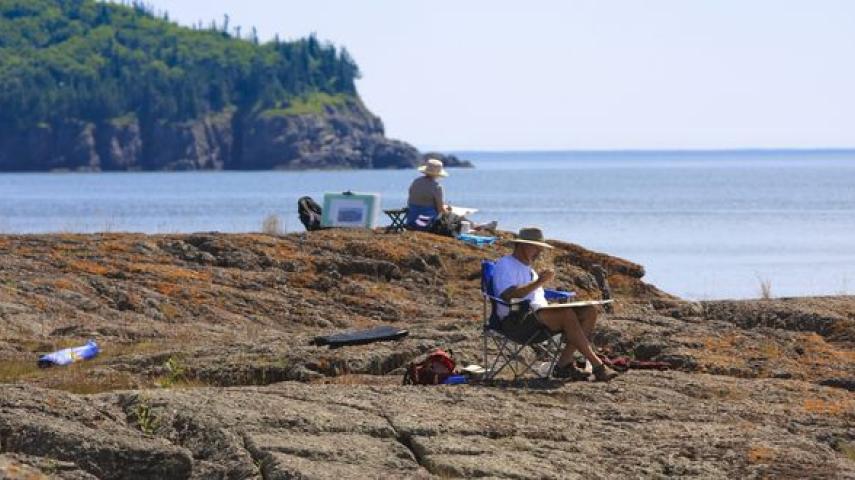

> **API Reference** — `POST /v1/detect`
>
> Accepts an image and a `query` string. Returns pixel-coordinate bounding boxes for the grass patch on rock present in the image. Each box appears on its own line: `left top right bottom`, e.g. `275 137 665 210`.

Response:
260 92 350 117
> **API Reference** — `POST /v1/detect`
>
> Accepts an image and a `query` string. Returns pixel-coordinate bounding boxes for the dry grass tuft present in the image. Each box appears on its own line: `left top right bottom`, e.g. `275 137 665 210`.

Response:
757 276 773 299
0 359 138 394
262 214 285 236
0 359 42 383
48 370 138 395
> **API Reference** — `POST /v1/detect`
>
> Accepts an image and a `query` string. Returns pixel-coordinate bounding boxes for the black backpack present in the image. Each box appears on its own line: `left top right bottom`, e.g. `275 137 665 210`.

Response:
297 196 323 231
429 212 462 237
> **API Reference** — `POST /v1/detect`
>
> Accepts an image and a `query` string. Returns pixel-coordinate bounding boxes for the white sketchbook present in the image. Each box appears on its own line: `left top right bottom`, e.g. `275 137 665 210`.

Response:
449 205 478 216
536 299 614 310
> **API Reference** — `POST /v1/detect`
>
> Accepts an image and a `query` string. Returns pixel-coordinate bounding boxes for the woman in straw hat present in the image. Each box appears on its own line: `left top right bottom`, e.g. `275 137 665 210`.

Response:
493 227 619 382
406 158 496 234
406 158 450 230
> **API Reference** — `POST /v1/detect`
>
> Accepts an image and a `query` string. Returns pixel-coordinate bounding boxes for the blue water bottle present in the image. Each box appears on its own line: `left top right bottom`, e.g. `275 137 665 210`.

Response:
37 340 100 368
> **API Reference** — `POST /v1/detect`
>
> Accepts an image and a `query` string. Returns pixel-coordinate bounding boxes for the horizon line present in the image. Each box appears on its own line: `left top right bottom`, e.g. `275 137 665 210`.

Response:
437 147 855 154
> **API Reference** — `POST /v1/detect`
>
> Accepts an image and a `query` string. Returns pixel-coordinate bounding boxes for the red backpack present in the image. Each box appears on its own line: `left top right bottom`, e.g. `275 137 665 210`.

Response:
403 349 456 385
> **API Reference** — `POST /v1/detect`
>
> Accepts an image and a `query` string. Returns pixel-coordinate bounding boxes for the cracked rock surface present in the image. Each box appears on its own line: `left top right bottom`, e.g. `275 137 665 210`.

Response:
0 230 853 478
1 374 854 479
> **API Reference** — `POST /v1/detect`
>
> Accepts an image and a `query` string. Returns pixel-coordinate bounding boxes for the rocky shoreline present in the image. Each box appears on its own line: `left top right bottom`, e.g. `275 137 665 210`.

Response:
0 99 472 172
0 230 853 478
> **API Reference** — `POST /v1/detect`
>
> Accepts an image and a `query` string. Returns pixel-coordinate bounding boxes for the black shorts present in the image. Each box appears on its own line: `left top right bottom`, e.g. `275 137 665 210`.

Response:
498 309 552 343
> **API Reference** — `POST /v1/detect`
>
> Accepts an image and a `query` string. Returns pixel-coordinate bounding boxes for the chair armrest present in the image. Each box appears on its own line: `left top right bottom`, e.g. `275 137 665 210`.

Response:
544 289 576 302
484 293 525 306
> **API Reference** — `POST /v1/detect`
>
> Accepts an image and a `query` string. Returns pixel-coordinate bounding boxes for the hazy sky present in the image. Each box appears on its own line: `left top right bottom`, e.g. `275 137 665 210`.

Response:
143 1 855 150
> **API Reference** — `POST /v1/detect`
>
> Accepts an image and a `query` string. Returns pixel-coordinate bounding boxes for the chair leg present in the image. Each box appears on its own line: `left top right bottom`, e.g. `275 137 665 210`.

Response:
519 332 565 379
483 331 568 381
486 335 521 380
487 337 512 380
544 334 564 378
482 332 487 376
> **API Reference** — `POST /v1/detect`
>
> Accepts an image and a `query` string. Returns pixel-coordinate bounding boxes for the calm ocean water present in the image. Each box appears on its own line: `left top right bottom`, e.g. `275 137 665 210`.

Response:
2 150 854 300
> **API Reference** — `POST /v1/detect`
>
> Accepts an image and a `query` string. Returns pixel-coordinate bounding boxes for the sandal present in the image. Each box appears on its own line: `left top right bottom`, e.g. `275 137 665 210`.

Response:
592 363 619 382
552 363 590 381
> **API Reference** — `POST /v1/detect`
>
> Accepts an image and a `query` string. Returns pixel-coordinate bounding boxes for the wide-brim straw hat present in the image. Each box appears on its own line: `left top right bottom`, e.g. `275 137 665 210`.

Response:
508 227 554 249
418 158 449 177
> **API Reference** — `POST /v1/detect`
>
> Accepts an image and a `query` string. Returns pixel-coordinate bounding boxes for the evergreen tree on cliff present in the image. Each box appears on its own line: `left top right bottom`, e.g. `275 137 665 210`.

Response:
0 0 443 171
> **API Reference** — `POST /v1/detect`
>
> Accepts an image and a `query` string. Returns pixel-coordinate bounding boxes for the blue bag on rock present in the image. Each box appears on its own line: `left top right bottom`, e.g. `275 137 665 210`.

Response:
37 340 99 368
441 374 468 385
456 233 496 247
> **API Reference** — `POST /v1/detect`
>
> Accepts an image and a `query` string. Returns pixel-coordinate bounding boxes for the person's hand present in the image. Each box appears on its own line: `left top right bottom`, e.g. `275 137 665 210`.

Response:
444 204 452 212
538 269 555 285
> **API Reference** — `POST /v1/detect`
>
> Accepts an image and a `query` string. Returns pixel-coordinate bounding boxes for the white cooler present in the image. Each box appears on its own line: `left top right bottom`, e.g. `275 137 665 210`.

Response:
320 192 380 228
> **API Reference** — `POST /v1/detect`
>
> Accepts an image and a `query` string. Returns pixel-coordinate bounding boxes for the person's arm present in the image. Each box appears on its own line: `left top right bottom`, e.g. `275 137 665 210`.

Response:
500 269 555 302
433 183 446 213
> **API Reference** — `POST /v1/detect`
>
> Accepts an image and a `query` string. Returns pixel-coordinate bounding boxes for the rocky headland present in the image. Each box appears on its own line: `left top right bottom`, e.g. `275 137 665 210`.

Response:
0 1 473 173
0 230 853 479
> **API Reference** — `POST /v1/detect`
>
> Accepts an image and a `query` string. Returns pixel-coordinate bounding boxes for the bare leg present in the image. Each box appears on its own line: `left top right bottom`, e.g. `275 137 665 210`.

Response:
548 306 598 365
536 309 603 368
575 305 597 339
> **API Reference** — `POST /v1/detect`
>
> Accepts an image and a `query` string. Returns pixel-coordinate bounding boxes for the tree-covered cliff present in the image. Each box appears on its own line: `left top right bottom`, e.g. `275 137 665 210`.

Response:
0 0 471 171
0 0 358 129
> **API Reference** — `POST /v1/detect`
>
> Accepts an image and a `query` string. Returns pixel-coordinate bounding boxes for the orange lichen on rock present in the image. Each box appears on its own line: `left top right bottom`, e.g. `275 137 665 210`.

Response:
52 278 76 291
802 398 851 416
67 259 110 276
746 445 776 464
153 282 181 296
129 263 212 282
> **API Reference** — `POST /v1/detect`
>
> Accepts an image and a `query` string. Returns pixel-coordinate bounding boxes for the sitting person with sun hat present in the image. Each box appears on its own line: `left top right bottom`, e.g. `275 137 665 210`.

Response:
493 227 618 382
406 157 496 235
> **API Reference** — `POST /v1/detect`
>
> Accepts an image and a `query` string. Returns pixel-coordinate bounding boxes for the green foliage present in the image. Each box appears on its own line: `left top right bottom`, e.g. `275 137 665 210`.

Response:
260 92 350 117
0 0 361 130
135 398 159 435
157 355 185 387
166 357 184 385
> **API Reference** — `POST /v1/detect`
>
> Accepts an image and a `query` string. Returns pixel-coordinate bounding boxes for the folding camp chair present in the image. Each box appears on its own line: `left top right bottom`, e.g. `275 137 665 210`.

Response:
480 260 576 381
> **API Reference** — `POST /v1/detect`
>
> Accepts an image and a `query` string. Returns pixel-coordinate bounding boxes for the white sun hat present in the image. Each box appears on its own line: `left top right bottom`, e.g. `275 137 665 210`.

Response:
417 158 449 177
